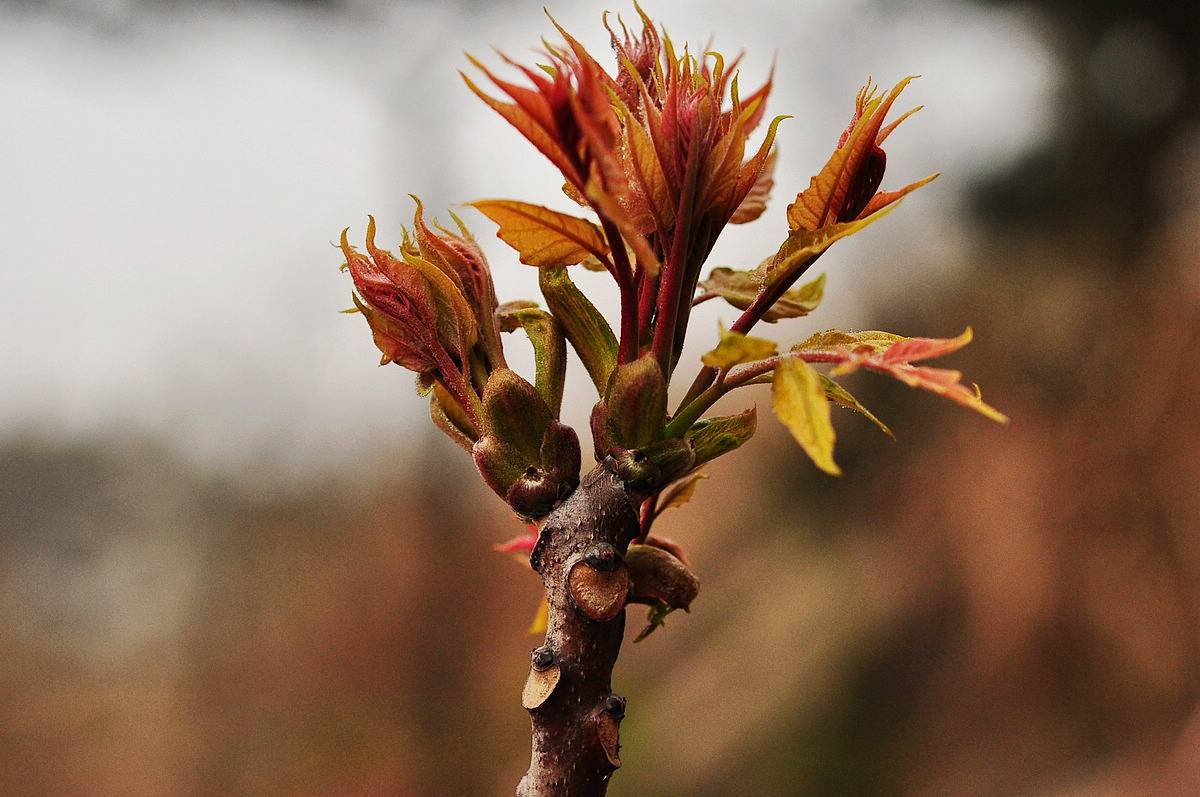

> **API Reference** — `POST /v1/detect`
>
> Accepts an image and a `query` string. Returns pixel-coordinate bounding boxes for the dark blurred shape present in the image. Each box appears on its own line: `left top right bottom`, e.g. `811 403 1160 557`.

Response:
972 0 1199 250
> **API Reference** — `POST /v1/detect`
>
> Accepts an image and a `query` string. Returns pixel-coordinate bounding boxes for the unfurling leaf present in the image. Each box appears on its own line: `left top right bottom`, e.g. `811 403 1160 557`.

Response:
496 304 567 417
700 268 825 322
766 203 898 284
604 355 667 449
795 328 906 353
701 324 778 369
786 77 934 230
538 266 618 394
470 199 611 268
685 407 757 467
820 375 894 440
794 328 1007 423
657 473 708 513
729 148 776 224
772 358 841 476
430 381 478 451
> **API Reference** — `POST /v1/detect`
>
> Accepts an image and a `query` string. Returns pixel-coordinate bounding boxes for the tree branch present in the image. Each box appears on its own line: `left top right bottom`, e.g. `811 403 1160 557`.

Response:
518 462 643 796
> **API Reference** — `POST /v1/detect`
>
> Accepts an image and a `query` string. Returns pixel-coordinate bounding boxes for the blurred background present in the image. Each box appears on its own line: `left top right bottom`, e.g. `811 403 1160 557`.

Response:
2 0 1198 794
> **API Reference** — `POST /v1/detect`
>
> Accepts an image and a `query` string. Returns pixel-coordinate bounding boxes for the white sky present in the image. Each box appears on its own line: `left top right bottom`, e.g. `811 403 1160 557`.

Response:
0 0 1057 473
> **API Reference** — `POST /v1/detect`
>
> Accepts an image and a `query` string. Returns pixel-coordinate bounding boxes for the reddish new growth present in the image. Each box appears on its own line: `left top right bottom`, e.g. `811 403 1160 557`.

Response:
334 5 1005 795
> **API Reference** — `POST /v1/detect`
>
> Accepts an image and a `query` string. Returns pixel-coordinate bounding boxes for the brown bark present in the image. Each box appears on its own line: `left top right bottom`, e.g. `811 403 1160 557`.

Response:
518 461 642 797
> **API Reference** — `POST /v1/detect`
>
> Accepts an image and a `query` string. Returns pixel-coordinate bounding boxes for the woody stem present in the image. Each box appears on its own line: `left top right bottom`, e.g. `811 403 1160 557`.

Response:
518 462 641 797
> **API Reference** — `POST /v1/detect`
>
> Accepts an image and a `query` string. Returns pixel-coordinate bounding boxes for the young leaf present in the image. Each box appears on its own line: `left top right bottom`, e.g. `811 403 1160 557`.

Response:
685 407 757 467
786 77 919 231
493 524 539 556
729 148 776 224
656 473 708 513
701 324 778 369
616 102 675 232
460 63 584 190
772 358 841 476
795 328 1007 423
881 326 973 365
700 268 825 322
820 375 894 440
634 602 674 643
766 203 898 283
539 266 618 394
470 199 611 268
795 329 906 353
496 305 568 417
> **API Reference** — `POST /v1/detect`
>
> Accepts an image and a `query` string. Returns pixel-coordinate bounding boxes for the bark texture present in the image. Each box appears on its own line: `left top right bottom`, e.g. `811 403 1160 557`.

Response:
518 461 642 797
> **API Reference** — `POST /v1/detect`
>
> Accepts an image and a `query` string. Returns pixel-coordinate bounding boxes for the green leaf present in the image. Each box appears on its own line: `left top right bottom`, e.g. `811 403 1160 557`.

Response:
634 602 674 643
685 407 757 467
496 305 567 417
820 375 894 440
701 324 778 369
699 269 825 323
539 266 618 394
772 358 841 476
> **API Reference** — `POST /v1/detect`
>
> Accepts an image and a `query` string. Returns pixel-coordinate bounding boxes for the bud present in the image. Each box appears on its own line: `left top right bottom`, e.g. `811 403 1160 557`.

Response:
625 543 700 612
603 355 667 451
611 437 695 491
787 77 937 233
473 369 581 518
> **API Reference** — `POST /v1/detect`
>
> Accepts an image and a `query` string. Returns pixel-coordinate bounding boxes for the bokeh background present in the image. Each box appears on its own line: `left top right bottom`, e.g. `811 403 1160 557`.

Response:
3 0 1199 794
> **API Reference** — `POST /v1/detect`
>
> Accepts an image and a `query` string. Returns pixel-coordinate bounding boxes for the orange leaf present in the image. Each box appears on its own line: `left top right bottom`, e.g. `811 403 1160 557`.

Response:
461 66 584 190
786 77 916 231
807 327 1008 423
470 199 611 268
882 326 973 364
730 149 776 224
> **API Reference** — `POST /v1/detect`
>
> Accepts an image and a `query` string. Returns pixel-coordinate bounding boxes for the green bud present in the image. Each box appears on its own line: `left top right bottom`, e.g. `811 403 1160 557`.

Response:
612 437 695 491
539 420 581 487
481 368 552 463
604 355 667 450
